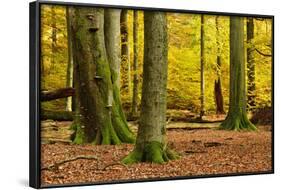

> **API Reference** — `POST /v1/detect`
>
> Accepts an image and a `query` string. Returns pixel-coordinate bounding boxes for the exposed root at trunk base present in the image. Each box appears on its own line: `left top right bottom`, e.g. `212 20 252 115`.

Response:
71 119 135 145
219 112 256 131
122 141 180 165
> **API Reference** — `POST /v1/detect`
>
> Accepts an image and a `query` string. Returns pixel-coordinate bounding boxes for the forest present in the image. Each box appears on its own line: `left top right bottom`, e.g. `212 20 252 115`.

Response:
39 4 273 186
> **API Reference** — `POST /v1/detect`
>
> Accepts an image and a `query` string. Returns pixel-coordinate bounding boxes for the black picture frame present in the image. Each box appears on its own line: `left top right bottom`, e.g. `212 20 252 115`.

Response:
29 1 274 188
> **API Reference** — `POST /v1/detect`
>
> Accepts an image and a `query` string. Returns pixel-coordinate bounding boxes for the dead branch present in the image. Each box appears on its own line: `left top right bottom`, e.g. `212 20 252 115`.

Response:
41 155 98 171
101 162 129 171
41 87 75 102
255 48 272 57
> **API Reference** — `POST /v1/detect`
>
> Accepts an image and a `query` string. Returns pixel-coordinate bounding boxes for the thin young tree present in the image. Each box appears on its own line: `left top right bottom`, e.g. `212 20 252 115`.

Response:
214 16 224 114
51 6 57 66
120 10 131 97
65 6 74 111
200 14 205 119
131 10 139 117
220 16 256 131
122 11 178 164
71 7 135 144
247 17 256 110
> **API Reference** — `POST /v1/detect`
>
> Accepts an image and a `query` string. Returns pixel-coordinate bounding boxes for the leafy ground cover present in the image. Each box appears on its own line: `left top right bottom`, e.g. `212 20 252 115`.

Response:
41 123 272 186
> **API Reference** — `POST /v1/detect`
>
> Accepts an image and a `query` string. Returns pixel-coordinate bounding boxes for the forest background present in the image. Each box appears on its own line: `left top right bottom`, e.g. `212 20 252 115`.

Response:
40 5 272 117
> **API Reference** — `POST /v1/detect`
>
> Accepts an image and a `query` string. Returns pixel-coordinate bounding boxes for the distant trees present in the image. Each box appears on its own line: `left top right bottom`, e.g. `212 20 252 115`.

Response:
220 16 256 131
214 16 224 114
71 8 135 144
51 6 57 66
200 15 205 119
40 5 273 137
65 7 74 112
122 11 178 164
41 6 272 120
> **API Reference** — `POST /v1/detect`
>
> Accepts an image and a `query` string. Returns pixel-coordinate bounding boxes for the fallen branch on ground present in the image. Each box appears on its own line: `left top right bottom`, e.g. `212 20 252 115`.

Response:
41 87 75 102
41 155 98 171
101 162 129 171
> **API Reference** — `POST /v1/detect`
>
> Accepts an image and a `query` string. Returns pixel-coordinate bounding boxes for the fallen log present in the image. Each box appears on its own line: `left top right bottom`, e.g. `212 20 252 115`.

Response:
41 87 75 102
41 110 74 121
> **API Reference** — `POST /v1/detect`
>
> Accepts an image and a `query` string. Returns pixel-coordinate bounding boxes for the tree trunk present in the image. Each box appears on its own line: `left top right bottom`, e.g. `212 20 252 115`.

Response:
51 6 57 67
220 16 256 131
214 16 224 114
122 12 178 164
65 7 74 111
131 10 139 117
247 17 256 110
200 15 205 119
71 7 135 145
120 10 131 98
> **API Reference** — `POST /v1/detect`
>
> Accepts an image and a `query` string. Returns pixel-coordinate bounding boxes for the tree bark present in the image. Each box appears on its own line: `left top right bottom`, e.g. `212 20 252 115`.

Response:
200 15 205 119
220 16 256 131
51 6 57 66
41 87 75 102
247 17 256 110
65 7 74 111
120 10 131 98
131 10 139 117
122 12 178 164
71 7 135 145
214 16 224 114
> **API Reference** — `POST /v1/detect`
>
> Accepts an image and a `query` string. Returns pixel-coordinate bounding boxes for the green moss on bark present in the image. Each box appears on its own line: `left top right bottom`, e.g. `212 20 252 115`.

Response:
71 8 135 145
220 109 256 131
122 141 179 164
72 124 86 144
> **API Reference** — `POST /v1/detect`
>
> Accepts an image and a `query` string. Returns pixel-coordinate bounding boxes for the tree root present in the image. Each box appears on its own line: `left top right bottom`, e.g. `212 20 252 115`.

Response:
122 141 180 165
220 113 256 131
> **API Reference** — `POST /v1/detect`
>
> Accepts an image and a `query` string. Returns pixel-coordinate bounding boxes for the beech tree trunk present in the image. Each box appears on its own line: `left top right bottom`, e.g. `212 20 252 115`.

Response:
122 12 178 164
220 16 256 131
200 15 205 119
214 16 224 114
65 7 74 111
71 7 135 144
120 10 131 98
247 17 256 110
131 10 139 117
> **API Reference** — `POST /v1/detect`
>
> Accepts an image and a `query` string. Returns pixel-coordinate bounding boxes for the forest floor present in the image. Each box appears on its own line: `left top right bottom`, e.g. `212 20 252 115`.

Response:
41 119 272 186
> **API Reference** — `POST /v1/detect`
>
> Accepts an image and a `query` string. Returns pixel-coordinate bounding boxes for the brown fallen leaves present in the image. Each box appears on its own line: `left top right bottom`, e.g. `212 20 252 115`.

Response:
41 125 272 186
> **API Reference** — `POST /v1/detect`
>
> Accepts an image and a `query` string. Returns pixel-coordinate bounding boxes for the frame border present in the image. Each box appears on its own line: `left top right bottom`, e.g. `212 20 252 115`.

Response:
29 1 274 188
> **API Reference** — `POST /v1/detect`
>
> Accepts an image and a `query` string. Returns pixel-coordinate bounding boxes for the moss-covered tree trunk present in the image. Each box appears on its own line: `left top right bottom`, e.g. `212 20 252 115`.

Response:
65 7 74 111
120 10 131 98
131 10 139 117
200 15 205 119
214 16 224 114
220 16 256 131
71 7 135 144
122 12 178 164
247 17 256 110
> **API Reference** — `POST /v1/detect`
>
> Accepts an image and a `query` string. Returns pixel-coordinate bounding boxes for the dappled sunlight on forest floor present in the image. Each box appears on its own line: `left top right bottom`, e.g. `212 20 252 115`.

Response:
41 123 272 186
